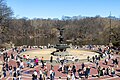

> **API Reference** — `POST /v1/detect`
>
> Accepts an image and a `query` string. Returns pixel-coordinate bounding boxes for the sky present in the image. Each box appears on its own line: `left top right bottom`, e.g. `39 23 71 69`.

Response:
7 0 120 19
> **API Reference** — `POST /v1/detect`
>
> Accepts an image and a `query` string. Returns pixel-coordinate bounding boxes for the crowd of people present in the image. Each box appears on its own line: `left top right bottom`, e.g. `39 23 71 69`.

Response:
0 47 26 80
0 45 119 80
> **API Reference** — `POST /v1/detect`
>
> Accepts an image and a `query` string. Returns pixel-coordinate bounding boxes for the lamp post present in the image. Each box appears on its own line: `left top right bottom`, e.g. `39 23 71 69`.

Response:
109 12 112 43
109 12 113 47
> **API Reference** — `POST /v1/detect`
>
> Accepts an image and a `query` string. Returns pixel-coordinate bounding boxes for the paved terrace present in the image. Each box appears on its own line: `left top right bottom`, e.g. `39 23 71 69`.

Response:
0 47 120 80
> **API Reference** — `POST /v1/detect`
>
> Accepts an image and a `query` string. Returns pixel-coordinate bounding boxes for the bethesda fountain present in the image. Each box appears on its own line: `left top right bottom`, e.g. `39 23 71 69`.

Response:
51 28 70 56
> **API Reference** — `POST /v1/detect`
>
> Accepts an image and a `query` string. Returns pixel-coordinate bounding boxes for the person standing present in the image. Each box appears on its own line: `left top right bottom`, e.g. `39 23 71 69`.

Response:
115 58 119 68
72 68 76 78
52 70 55 80
5 62 9 71
41 57 44 68
17 69 21 80
105 58 108 65
35 58 38 65
97 66 101 77
9 65 12 76
111 68 115 77
87 56 90 61
39 69 43 80
106 67 110 75
43 69 48 79
13 71 17 80
51 65 54 70
92 56 95 62
3 67 6 77
20 60 24 69
81 63 85 70
95 60 99 68
71 73 75 80
50 69 53 80
11 53 14 59
85 66 90 78
50 56 53 63
33 70 37 80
